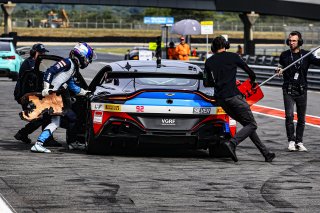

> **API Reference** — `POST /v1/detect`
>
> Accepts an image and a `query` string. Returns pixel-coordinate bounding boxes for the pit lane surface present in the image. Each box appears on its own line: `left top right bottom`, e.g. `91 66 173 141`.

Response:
0 51 320 212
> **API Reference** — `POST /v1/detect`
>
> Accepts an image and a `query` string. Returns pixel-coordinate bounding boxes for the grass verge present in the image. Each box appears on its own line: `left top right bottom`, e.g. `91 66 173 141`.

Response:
2 27 285 40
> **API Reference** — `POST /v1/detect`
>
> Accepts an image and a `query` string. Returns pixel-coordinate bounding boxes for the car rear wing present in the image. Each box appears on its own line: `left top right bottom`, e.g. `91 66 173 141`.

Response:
0 37 13 41
105 71 204 80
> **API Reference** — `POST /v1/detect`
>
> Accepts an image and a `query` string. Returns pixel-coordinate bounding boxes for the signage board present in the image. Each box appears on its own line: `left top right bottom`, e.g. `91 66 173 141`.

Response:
201 21 214 35
139 50 153 61
144 17 174 25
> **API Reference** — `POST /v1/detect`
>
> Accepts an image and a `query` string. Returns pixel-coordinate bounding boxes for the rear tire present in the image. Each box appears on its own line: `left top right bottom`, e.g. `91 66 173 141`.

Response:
208 139 230 158
85 113 111 155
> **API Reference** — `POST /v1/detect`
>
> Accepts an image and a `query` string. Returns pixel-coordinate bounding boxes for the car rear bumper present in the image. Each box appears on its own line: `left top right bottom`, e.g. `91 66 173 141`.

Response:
91 115 232 149
92 130 227 150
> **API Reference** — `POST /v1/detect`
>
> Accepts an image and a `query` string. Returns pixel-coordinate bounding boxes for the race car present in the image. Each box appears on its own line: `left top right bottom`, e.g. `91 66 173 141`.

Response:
86 60 236 156
34 55 236 156
125 46 154 60
0 37 24 81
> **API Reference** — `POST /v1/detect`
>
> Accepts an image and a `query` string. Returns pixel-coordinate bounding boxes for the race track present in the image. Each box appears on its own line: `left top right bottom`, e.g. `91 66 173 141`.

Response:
0 50 319 212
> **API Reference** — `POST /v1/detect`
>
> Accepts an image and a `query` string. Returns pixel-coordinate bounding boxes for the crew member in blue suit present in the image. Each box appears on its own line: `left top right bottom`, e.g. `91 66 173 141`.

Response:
31 42 94 153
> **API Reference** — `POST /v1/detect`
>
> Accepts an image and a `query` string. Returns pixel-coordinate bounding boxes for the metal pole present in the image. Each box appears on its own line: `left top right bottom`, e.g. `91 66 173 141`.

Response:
166 25 168 59
259 45 320 87
206 34 208 57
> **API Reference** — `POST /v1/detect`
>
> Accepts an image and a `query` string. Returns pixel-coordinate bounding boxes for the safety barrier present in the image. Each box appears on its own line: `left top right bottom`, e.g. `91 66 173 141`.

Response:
189 61 320 91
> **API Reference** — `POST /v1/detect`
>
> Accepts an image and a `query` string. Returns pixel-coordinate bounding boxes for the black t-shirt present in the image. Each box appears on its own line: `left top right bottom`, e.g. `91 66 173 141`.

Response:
204 51 256 99
17 56 43 97
279 49 320 88
19 56 35 78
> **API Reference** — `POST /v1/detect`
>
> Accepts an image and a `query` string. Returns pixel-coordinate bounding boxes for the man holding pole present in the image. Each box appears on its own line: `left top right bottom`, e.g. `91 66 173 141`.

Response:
276 31 320 151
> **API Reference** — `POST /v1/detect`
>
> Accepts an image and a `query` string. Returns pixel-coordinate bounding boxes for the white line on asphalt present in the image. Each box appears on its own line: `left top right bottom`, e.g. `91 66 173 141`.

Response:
0 193 14 213
84 77 93 81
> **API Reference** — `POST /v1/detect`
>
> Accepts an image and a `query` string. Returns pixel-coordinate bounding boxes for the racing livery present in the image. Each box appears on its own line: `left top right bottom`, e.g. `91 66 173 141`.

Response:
85 60 236 156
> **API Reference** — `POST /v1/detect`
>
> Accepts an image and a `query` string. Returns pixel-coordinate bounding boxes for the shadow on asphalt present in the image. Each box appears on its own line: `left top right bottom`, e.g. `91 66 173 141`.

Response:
2 139 235 161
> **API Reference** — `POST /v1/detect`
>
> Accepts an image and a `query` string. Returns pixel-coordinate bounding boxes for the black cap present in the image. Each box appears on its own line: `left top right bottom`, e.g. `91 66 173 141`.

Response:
32 43 49 53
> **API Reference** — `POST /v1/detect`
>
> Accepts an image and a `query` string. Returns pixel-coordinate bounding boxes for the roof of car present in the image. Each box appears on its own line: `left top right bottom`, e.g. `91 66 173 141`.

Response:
107 60 202 73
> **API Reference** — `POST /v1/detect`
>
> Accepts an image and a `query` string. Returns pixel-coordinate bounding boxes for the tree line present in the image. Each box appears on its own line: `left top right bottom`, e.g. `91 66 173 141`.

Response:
1 3 312 25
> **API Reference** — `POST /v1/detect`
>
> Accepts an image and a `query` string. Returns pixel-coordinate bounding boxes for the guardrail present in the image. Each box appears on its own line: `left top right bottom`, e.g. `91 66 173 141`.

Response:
189 61 320 91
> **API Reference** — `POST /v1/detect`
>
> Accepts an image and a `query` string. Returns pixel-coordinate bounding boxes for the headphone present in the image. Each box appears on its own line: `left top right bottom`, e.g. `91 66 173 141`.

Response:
30 43 38 57
211 36 230 53
286 31 303 46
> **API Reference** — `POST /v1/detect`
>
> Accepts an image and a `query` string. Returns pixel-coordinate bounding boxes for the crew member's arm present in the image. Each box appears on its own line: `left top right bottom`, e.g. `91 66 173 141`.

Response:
42 59 71 96
66 77 90 96
43 59 71 84
203 61 215 87
308 51 320 67
276 52 285 76
236 55 256 82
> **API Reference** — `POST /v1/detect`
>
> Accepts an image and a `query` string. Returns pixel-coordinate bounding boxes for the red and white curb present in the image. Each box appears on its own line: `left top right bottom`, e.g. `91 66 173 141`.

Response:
252 104 320 128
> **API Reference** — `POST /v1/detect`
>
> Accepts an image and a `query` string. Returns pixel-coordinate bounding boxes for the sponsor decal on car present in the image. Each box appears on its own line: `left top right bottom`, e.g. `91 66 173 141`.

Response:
94 103 103 110
216 107 226 114
161 118 176 126
136 106 144 112
93 111 103 123
105 104 121 112
92 103 223 115
193 107 211 114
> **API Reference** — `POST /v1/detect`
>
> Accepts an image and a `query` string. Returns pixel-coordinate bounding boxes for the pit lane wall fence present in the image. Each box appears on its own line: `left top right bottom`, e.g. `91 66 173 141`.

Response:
189 61 320 91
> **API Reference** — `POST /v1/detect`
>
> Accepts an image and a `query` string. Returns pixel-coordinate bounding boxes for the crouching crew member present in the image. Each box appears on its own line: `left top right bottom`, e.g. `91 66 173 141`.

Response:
14 43 61 147
204 36 275 162
31 42 94 153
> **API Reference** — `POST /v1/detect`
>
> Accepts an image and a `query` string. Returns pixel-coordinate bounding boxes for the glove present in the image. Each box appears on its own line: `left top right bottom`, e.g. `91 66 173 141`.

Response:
249 76 256 88
275 66 284 76
78 88 91 96
41 82 52 97
250 81 258 90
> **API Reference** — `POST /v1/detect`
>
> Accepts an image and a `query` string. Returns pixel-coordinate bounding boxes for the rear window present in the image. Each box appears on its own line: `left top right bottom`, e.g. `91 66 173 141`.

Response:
0 41 11 51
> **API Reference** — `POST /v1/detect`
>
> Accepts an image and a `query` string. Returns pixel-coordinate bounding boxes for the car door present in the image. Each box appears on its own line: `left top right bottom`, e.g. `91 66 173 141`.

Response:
35 54 90 143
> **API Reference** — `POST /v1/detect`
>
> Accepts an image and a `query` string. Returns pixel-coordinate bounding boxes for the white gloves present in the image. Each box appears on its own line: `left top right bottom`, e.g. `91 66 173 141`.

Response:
78 88 91 96
42 82 52 97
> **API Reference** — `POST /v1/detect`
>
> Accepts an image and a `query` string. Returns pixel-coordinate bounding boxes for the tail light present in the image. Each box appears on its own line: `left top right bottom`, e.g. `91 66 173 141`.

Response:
2 55 15 60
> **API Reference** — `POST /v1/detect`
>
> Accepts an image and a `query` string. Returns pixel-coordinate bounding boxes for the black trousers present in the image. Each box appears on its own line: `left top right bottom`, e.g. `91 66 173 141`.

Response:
60 109 78 144
19 119 43 135
217 94 270 156
283 90 307 143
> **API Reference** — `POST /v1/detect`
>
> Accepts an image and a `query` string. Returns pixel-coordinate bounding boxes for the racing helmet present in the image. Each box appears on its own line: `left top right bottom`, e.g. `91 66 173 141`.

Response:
70 42 94 69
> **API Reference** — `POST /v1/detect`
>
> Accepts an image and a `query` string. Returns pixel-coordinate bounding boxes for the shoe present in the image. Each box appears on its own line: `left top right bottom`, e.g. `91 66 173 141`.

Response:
68 142 86 150
223 141 238 162
265 152 276 162
14 131 31 144
296 142 307 152
43 138 62 147
288 141 297 151
31 142 51 153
